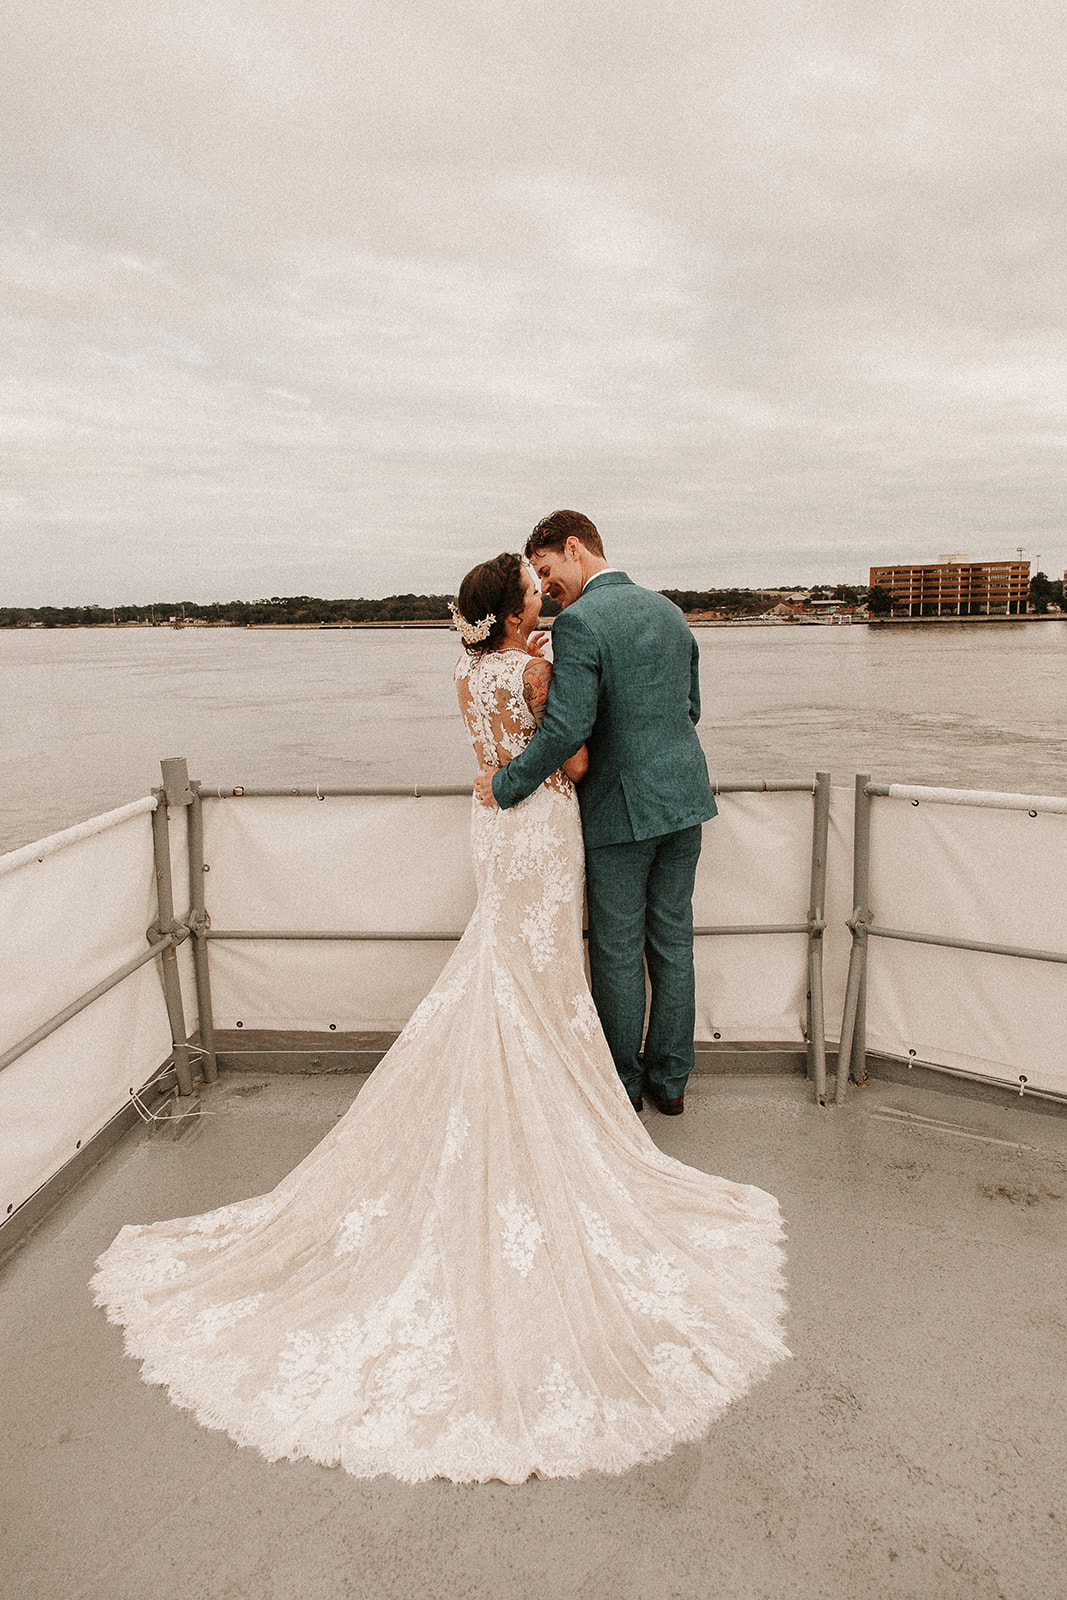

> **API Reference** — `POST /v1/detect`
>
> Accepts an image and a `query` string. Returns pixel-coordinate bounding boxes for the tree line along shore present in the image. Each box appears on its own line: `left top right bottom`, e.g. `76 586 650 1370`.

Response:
1 575 1062 629
0 586 847 628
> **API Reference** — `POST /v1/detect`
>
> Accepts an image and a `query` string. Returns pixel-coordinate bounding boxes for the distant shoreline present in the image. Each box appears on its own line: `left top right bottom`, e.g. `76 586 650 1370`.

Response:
865 612 1061 627
691 614 1060 628
4 612 1062 632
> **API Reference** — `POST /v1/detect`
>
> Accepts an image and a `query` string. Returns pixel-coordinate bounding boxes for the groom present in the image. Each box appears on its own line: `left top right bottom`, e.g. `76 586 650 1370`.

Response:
474 510 716 1114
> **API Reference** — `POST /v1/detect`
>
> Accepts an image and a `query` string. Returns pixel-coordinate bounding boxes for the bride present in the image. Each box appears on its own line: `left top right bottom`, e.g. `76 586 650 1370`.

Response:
92 552 787 1485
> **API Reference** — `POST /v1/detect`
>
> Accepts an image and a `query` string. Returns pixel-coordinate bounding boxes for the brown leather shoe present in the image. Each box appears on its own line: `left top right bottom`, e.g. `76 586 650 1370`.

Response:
629 1094 644 1113
649 1089 684 1115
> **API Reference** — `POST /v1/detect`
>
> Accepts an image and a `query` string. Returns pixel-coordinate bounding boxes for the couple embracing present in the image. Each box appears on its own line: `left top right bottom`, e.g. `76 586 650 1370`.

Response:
93 509 786 1487
468 508 716 1117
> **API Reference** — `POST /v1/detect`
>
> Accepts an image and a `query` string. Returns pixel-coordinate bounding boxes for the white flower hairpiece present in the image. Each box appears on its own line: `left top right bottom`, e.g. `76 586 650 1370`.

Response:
449 601 496 645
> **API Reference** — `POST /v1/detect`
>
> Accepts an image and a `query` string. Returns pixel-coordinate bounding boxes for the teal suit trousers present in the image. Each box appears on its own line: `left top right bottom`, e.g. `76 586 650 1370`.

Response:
584 825 703 1101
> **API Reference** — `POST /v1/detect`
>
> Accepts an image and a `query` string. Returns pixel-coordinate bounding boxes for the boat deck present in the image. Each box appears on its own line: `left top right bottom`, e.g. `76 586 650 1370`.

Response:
3 1070 1065 1600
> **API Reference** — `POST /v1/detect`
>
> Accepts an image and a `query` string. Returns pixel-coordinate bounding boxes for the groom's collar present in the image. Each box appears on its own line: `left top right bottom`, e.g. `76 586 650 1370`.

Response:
580 569 630 593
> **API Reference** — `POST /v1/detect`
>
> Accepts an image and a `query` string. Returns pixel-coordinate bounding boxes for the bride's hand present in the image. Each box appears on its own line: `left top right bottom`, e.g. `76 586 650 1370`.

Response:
526 630 549 659
474 766 500 808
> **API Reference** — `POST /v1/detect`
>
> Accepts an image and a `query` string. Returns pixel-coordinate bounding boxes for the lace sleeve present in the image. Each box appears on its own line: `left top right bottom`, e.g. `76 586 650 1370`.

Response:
455 653 571 796
455 652 537 768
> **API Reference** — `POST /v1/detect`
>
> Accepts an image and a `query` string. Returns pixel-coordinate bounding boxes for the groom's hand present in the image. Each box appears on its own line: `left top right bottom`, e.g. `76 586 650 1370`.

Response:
474 767 500 808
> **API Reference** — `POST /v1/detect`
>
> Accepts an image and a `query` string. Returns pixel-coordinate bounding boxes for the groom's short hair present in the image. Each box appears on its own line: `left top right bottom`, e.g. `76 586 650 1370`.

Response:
525 510 604 560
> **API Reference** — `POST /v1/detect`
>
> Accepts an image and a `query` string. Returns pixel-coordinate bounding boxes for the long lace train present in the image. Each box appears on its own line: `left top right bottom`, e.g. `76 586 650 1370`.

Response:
92 650 787 1482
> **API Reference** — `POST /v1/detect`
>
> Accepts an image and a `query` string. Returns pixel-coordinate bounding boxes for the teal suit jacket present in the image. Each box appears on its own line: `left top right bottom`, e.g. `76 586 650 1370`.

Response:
491 572 717 847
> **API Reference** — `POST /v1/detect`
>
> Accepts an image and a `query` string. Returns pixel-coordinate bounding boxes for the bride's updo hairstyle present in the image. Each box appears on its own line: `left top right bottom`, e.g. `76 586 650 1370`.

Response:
452 552 526 654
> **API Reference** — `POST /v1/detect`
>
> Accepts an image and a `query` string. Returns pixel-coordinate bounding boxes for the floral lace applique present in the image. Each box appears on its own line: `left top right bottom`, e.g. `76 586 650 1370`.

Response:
262 1232 459 1433
535 1361 599 1436
401 963 470 1041
578 1203 700 1328
335 1194 390 1257
577 1201 634 1276
440 1105 470 1171
618 1254 692 1323
181 1192 290 1250
584 1139 637 1208
454 651 531 771
518 874 571 971
123 1234 188 1290
366 1295 457 1418
490 963 546 1062
686 1221 733 1253
497 1190 545 1278
648 1341 731 1410
570 990 600 1041
188 1293 265 1341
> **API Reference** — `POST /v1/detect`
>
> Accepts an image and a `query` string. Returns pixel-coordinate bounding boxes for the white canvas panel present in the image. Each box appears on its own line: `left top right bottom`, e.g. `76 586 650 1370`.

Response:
694 791 814 926
1 806 179 1216
0 810 161 1053
694 933 811 1042
0 796 157 877
868 801 1067 953
205 938 458 1033
198 791 835 1038
199 795 476 933
689 787 851 1044
0 961 172 1217
864 939 1067 1096
859 795 1067 1090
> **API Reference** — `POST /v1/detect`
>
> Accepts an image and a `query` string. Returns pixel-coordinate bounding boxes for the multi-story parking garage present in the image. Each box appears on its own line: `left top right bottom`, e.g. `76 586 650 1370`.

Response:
869 557 1030 616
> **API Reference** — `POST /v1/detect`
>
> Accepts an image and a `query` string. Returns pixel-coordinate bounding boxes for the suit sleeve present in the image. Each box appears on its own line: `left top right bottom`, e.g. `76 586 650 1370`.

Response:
491 610 600 809
688 632 701 726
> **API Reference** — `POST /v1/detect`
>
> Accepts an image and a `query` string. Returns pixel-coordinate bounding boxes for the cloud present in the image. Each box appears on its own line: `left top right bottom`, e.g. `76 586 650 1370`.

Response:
1 0 1065 602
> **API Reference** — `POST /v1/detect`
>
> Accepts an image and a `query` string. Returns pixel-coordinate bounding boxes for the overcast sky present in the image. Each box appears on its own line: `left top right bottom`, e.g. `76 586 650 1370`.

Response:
3 0 1065 604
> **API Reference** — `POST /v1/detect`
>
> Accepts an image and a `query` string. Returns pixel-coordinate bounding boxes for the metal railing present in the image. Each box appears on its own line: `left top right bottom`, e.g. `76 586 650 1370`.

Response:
835 774 1067 1104
182 766 833 1099
6 761 1063 1122
0 929 182 1076
0 761 834 1105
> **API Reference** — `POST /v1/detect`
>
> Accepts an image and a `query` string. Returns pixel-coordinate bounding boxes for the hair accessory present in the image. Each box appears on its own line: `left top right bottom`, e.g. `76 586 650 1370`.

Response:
449 601 496 644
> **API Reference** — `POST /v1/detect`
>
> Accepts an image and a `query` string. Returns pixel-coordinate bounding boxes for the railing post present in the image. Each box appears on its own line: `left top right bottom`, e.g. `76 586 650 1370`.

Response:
836 773 872 1103
152 758 196 1102
806 772 831 1104
851 773 872 1087
187 780 217 1083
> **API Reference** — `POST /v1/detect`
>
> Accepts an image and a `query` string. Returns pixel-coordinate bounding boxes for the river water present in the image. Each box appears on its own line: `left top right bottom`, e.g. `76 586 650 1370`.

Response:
2 619 1065 855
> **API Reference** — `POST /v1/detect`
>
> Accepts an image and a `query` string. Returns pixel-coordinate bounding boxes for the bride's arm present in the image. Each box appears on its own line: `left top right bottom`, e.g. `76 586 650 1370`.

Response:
561 746 590 782
522 659 588 782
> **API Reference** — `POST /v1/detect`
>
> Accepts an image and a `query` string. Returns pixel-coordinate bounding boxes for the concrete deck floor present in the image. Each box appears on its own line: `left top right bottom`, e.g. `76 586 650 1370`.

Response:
2 1070 1065 1600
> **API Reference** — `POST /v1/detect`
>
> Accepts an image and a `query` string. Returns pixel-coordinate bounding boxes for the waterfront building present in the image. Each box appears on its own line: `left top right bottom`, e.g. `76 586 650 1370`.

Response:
869 556 1030 617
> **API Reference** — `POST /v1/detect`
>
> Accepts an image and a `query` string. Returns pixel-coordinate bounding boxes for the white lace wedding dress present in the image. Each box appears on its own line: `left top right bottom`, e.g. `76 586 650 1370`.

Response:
92 648 788 1483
